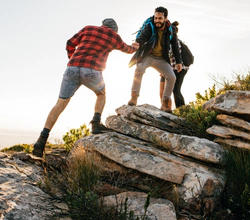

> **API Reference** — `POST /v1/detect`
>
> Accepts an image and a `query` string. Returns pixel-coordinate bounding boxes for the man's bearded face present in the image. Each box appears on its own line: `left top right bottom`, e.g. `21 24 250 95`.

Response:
154 12 167 29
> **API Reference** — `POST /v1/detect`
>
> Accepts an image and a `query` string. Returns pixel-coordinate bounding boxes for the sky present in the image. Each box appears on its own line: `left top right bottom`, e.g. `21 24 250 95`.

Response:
1 0 250 149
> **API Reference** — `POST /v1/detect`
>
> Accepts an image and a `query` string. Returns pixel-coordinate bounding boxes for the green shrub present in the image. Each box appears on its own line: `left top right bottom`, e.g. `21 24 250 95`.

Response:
208 69 250 94
53 147 151 219
1 144 32 153
63 124 90 152
195 84 217 106
173 84 219 139
222 147 250 219
173 103 219 140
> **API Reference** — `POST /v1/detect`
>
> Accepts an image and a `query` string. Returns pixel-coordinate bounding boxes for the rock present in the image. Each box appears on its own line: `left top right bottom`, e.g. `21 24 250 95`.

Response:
0 152 70 219
206 114 250 150
214 138 250 150
76 132 226 213
207 125 250 141
216 114 250 132
203 90 250 121
102 191 177 220
106 114 226 165
115 104 188 134
77 133 186 184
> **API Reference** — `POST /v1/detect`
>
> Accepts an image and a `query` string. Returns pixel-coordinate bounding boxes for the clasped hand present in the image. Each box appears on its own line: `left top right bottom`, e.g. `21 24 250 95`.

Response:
131 42 140 50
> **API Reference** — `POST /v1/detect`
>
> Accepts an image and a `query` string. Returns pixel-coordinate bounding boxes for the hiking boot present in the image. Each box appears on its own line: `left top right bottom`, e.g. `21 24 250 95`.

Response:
160 97 172 113
128 92 139 106
32 141 45 157
90 121 113 134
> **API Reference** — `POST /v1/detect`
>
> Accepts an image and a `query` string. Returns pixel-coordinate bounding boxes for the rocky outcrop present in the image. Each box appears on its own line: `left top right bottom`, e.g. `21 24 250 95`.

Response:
3 90 248 219
205 90 250 150
203 90 250 120
0 151 70 220
76 104 226 215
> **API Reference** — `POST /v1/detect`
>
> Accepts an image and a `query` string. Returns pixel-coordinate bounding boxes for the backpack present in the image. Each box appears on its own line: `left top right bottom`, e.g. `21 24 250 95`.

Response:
179 40 194 67
135 16 156 44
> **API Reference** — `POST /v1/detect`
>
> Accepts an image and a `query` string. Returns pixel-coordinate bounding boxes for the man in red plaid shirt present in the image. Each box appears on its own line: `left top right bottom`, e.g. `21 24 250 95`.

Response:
32 18 139 157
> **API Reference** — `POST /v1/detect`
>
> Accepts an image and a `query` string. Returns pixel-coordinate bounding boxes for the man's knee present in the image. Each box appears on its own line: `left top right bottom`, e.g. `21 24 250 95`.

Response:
57 98 70 107
95 88 106 96
169 73 176 84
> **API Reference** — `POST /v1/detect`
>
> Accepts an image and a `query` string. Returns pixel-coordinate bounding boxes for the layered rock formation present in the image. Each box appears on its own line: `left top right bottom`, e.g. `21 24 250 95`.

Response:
76 104 227 216
205 90 250 150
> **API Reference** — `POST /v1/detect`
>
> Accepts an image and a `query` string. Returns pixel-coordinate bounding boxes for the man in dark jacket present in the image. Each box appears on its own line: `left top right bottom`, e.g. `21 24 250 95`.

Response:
32 18 138 157
128 6 182 112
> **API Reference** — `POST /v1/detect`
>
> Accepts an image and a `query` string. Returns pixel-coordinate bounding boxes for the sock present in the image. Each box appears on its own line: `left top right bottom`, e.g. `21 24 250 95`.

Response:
41 128 50 138
91 112 101 122
37 128 50 144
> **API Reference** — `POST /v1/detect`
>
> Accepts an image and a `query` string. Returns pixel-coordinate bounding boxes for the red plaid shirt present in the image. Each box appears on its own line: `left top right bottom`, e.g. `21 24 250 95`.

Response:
66 25 136 71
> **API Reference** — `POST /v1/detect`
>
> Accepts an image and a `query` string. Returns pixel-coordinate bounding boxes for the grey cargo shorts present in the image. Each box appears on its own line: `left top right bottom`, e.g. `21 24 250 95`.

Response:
59 66 105 99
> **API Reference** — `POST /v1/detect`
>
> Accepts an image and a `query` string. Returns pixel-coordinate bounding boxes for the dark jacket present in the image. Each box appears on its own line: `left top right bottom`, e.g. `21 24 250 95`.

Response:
128 19 182 67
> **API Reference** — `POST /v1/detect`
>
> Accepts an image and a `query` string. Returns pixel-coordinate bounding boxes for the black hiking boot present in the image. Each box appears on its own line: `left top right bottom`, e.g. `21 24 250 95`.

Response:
90 121 113 134
32 141 45 157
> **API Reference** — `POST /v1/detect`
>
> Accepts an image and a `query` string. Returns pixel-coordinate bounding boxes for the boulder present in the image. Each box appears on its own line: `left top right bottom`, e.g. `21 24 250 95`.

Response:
203 90 250 121
102 191 177 220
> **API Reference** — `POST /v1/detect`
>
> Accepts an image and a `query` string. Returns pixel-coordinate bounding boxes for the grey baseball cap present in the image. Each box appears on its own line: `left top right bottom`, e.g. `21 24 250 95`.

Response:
102 18 118 32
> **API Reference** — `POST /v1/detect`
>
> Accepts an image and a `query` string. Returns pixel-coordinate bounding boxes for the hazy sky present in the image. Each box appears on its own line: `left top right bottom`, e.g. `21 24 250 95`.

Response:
1 0 250 148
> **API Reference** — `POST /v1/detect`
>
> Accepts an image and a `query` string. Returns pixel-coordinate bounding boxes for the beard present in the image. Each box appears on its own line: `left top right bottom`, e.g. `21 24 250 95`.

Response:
155 21 165 29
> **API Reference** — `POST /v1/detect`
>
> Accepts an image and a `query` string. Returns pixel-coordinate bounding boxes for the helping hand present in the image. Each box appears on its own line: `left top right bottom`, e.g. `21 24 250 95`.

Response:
132 42 140 50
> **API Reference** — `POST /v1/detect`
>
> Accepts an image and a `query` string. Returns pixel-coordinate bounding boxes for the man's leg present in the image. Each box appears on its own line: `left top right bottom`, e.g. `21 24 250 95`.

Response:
44 98 71 129
153 59 176 112
94 88 106 114
173 69 187 108
33 66 80 157
128 56 152 106
32 98 70 157
90 88 112 134
159 75 165 103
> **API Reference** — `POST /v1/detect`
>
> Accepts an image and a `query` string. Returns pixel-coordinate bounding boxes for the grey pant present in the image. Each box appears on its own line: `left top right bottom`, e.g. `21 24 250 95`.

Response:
131 55 176 100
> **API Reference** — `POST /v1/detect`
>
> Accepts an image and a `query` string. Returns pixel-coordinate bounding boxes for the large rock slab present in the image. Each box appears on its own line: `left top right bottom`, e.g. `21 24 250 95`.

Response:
217 114 250 132
203 90 250 121
214 138 250 150
76 133 226 212
106 115 226 165
207 125 250 141
77 133 185 184
115 104 188 134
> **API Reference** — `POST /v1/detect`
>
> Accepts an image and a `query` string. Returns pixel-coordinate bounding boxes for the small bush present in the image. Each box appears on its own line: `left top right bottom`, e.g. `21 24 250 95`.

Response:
208 69 250 94
63 124 90 152
1 144 32 153
222 147 250 219
173 103 219 140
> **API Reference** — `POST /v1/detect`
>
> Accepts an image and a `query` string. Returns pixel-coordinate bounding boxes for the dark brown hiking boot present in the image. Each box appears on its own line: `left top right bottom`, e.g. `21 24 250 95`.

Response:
90 121 113 134
32 142 45 157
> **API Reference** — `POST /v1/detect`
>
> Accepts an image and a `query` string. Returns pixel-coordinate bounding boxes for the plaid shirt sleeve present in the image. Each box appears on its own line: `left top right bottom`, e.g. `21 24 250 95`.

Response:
66 26 136 71
66 29 83 59
169 40 189 70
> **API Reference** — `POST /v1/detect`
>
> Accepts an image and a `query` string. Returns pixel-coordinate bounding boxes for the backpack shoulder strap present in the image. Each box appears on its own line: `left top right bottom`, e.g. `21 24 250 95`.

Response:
168 25 173 40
